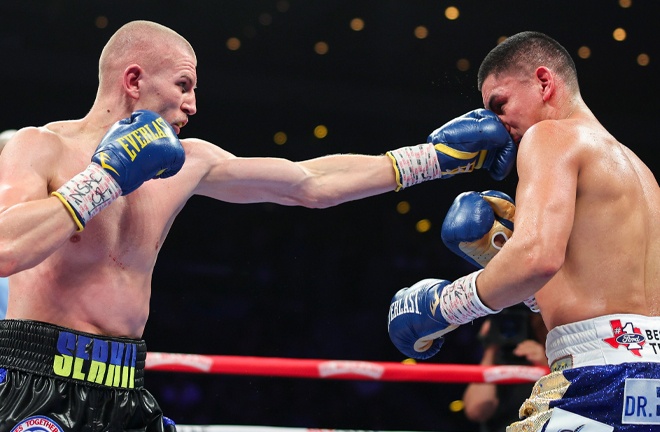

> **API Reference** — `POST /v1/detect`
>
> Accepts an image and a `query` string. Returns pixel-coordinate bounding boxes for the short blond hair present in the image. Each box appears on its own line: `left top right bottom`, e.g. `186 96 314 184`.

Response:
98 20 196 89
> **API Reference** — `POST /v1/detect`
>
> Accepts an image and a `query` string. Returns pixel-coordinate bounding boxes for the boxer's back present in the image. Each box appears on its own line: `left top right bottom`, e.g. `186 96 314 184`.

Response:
626 145 660 313
536 119 660 328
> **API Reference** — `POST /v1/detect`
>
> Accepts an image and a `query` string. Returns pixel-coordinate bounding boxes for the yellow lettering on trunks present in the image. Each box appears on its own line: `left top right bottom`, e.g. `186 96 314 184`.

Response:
104 364 118 387
72 357 86 380
87 360 107 384
53 354 73 377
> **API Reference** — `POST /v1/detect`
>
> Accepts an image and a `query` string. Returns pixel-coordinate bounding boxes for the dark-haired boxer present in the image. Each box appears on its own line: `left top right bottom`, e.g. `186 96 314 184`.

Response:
387 31 660 432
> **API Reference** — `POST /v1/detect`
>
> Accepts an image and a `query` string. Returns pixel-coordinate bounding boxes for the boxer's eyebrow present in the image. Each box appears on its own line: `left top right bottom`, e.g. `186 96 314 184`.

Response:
486 94 504 114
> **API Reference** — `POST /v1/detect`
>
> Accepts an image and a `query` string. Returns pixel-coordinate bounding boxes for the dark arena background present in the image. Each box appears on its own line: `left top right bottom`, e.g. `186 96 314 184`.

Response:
0 1 657 431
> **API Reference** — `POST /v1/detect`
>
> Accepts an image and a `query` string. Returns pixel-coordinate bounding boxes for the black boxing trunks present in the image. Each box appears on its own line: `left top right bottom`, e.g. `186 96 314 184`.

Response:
0 319 175 432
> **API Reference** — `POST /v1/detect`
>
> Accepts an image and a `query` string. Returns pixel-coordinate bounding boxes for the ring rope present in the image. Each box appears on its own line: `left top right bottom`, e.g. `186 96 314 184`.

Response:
145 352 550 384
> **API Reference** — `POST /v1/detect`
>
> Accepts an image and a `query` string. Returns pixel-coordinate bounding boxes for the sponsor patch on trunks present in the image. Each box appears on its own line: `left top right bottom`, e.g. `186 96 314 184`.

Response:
546 408 613 432
10 415 64 432
622 378 660 425
603 319 646 357
550 355 573 372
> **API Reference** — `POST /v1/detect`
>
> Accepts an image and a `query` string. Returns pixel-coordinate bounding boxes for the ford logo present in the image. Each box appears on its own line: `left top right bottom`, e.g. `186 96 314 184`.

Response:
616 333 645 344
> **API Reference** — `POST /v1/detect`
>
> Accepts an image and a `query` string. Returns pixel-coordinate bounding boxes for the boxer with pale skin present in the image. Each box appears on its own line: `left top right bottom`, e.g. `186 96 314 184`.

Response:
0 20 515 431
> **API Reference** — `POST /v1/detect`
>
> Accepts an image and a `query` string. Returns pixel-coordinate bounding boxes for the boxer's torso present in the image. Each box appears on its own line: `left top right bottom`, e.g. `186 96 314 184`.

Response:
5 119 204 338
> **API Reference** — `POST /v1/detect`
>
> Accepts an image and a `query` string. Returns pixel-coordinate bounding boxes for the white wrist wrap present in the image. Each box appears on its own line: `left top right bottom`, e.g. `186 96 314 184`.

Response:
386 143 440 191
51 163 122 231
439 270 501 325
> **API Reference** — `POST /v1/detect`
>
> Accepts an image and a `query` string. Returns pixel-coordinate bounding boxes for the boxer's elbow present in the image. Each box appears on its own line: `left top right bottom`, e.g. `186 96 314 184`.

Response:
293 193 343 209
0 238 36 276
523 243 565 279
292 182 346 209
0 247 20 277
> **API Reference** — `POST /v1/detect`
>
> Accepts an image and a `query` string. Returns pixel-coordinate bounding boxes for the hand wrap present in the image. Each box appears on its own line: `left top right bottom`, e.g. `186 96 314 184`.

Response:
52 164 122 231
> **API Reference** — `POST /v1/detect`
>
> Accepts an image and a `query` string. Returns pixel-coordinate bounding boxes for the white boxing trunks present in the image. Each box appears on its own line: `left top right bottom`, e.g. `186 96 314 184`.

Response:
508 314 660 432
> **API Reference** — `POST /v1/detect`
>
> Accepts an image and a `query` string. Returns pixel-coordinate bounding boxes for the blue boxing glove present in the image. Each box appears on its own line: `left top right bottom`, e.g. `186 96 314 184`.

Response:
52 110 185 231
386 109 516 191
441 190 540 312
388 279 458 360
388 272 501 359
441 190 514 268
428 109 516 180
92 110 185 193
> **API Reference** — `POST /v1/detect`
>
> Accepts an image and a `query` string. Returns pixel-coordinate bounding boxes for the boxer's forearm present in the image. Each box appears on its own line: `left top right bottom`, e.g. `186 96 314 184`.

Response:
296 153 397 206
0 197 77 276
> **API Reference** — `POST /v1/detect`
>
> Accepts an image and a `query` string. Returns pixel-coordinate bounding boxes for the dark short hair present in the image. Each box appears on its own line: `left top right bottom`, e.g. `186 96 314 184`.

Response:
477 31 578 92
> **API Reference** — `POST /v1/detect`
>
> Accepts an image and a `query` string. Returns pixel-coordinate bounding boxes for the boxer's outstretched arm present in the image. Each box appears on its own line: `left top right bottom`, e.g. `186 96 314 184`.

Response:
192 108 516 206
190 138 396 207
